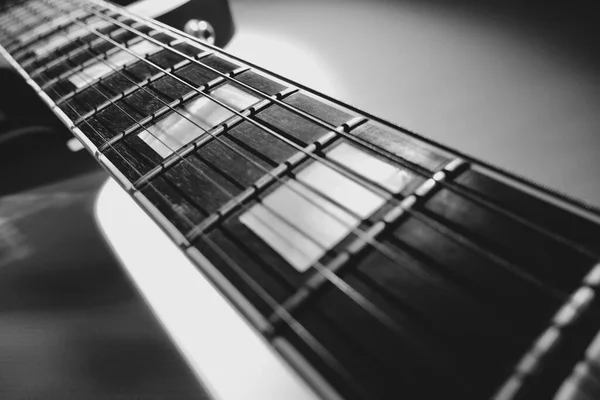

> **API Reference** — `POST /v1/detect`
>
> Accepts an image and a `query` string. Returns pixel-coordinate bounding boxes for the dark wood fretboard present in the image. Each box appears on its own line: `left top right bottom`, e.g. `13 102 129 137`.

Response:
2 1 600 399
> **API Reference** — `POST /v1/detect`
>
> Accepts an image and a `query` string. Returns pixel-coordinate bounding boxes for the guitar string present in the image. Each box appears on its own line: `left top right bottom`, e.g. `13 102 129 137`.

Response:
1 1 577 395
38 49 475 394
35 1 571 302
34 2 570 304
32 17 532 330
10 0 584 368
42 84 374 400
7 0 600 396
147 0 600 223
32 14 519 375
7 2 572 346
4 3 568 360
71 0 600 260
9 7 502 388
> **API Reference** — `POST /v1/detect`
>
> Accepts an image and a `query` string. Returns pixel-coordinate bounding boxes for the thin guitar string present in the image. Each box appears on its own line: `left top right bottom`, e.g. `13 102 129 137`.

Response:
14 7 490 387
35 17 576 392
37 45 474 393
30 13 454 285
43 87 370 400
11 0 568 334
36 2 570 308
70 0 600 260
2 1 596 396
23 0 594 258
34 18 517 325
37 0 600 390
11 0 576 362
3 0 572 394
40 1 568 301
40 0 593 298
34 14 502 378
11 0 568 338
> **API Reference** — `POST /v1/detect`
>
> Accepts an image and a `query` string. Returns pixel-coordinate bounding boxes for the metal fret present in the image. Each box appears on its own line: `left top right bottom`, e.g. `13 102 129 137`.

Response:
48 7 421 205
185 117 367 242
266 157 465 326
495 264 600 400
3 1 600 400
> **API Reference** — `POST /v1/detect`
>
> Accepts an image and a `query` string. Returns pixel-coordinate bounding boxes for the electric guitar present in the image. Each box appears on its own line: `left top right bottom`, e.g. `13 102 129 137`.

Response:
1 0 600 399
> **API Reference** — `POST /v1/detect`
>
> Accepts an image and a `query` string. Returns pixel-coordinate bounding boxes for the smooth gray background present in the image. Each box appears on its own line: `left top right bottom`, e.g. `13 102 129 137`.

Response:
227 0 600 207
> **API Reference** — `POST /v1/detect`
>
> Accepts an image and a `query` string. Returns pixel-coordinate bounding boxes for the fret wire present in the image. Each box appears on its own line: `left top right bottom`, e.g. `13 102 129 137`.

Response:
37 34 147 88
73 3 437 191
37 23 554 387
64 0 600 260
7 2 600 396
53 29 482 326
30 20 133 78
21 16 488 381
3 1 592 394
55 52 212 106
10 1 80 51
54 6 414 203
194 233 369 399
142 1 600 223
43 0 569 302
44 48 469 389
49 8 549 309
16 1 98 73
9 1 572 306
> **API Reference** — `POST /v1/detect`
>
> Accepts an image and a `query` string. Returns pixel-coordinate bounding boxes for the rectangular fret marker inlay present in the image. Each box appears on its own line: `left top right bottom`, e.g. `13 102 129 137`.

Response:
68 40 162 88
240 143 412 272
139 83 259 158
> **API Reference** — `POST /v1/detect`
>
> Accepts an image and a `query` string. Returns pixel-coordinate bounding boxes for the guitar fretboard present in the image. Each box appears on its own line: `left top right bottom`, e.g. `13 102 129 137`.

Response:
2 1 600 399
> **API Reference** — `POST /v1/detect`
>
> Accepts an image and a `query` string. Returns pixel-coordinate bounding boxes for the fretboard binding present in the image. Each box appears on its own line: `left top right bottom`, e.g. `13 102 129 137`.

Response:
23 0 580 263
53 5 410 204
41 1 599 299
76 2 446 183
8 0 596 284
6 3 600 399
157 0 600 222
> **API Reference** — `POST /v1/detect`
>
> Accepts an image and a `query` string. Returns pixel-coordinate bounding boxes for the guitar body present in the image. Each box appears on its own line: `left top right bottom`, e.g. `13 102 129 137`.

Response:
1 1 600 399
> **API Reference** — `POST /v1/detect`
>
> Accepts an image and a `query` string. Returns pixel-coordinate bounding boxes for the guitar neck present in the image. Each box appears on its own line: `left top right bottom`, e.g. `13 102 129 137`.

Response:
2 1 600 399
